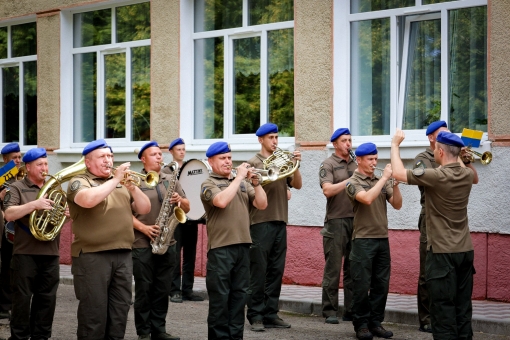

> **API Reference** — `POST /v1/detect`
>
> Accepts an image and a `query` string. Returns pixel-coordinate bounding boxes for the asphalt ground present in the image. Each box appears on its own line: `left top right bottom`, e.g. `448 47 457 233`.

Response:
0 284 508 340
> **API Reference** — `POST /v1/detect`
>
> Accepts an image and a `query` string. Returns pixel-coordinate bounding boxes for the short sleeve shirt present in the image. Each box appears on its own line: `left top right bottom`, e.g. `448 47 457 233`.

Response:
346 171 393 239
248 153 291 225
200 173 255 250
67 170 135 257
132 171 186 249
319 154 357 221
414 148 438 214
406 163 474 253
3 177 60 255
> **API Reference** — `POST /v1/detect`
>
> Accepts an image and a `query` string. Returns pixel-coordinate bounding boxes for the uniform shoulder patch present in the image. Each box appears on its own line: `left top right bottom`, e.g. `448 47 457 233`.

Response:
70 180 81 192
203 187 213 201
3 192 10 203
412 167 425 176
413 160 426 170
346 182 355 196
319 168 327 178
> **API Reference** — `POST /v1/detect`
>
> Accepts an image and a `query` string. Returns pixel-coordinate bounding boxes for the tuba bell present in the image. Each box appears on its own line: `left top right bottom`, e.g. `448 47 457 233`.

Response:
28 157 87 241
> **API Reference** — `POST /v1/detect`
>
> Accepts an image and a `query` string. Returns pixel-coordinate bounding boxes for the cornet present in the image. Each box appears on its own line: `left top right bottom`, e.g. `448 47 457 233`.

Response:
231 165 280 183
462 147 492 165
107 165 159 188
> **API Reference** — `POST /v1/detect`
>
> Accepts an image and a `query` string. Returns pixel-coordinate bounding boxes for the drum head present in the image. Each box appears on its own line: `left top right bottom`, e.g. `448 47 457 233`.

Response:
178 159 211 221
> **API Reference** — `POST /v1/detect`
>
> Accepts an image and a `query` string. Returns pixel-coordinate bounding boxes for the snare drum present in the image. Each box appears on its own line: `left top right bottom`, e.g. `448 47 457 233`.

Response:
178 159 211 221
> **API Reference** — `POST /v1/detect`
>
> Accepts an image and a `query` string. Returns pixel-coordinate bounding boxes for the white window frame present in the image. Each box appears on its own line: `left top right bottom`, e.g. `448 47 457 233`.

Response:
181 0 296 152
0 17 38 151
60 0 150 153
334 0 488 151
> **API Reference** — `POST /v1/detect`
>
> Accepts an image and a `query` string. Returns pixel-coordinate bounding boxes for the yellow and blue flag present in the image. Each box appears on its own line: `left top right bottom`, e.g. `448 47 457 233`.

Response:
461 128 483 148
0 160 19 186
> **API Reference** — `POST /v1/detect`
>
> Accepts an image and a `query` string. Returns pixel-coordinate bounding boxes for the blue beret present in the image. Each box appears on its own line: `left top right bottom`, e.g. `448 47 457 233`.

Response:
255 123 278 137
436 131 464 148
355 143 378 157
82 139 111 156
22 147 47 163
1 142 20 155
330 128 351 142
425 120 447 135
206 142 231 158
138 141 159 159
169 138 185 150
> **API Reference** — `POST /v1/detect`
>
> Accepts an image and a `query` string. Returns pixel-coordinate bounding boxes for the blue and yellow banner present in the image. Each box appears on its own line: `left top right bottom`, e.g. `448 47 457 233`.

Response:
461 128 483 148
0 160 19 186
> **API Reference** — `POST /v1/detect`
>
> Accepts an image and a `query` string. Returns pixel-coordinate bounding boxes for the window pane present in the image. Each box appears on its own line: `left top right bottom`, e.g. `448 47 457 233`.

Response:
194 37 224 139
233 37 260 135
423 0 458 4
351 19 391 136
249 0 293 25
0 27 7 59
73 9 111 48
449 6 487 133
351 0 415 14
403 20 441 130
73 53 97 142
12 22 36 57
131 46 150 141
104 53 126 139
268 29 294 137
2 67 19 143
24 61 37 145
116 2 151 43
194 0 242 32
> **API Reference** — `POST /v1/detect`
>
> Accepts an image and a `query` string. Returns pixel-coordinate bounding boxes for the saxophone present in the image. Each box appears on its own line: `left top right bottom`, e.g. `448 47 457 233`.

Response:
151 161 187 255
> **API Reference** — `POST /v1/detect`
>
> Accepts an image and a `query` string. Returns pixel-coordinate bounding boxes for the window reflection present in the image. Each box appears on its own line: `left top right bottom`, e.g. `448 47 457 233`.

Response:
73 9 111 48
249 0 293 25
104 53 126 139
73 53 97 142
194 0 242 32
0 27 7 59
24 61 37 145
351 0 415 14
117 3 151 43
132 46 151 141
2 67 19 143
12 22 36 58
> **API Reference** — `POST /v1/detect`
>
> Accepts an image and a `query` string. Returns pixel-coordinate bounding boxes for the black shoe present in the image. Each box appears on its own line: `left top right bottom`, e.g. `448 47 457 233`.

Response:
419 324 432 333
325 316 339 324
182 293 204 301
342 314 353 322
369 326 393 338
152 332 180 340
263 317 291 328
356 328 374 340
170 293 183 303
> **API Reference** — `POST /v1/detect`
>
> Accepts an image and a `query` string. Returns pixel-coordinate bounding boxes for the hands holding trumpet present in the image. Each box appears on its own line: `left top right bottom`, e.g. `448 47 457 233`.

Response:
231 163 261 187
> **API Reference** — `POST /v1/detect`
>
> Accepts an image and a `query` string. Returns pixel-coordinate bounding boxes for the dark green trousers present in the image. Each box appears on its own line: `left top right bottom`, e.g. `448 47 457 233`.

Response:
132 245 176 336
246 221 287 323
417 213 431 327
321 218 353 318
349 238 390 331
170 221 199 297
206 244 250 340
426 250 474 340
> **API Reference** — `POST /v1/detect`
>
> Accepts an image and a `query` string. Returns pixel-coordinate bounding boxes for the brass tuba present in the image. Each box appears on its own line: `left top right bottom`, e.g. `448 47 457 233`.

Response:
28 157 87 241
260 147 300 186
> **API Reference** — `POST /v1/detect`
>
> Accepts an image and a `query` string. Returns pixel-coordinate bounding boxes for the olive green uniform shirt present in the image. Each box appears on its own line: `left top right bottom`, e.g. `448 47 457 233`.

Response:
132 171 186 249
346 171 393 239
200 173 255 251
319 154 357 221
414 147 438 214
248 153 292 225
406 163 474 253
3 177 60 256
67 170 134 257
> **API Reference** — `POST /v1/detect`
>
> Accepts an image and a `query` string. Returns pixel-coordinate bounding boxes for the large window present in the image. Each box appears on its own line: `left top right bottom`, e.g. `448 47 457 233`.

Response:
72 1 150 144
337 0 487 142
192 0 294 141
0 21 37 147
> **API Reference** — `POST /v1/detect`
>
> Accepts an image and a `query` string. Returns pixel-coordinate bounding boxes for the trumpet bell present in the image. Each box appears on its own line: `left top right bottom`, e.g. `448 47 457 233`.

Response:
464 148 492 165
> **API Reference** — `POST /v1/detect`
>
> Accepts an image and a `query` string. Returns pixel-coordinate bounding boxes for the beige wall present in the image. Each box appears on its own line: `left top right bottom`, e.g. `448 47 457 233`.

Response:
0 0 102 19
150 0 180 146
488 0 510 145
294 0 333 147
37 11 61 150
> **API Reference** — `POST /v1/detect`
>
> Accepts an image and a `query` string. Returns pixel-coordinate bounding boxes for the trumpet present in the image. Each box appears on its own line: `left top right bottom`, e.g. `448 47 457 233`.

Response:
107 165 159 188
462 147 492 165
231 165 280 183
348 149 358 165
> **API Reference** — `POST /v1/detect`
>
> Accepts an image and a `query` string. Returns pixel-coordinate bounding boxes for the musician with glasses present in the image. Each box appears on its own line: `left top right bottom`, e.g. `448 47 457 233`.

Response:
3 147 60 340
0 142 23 320
246 123 302 332
163 138 204 303
345 143 402 340
391 129 478 340
319 128 357 324
67 139 150 340
201 141 267 340
132 141 189 340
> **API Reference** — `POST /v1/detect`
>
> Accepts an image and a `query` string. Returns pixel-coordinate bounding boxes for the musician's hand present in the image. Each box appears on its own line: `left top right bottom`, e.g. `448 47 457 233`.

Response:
293 150 302 162
236 163 250 180
0 188 7 201
142 224 160 241
287 188 291 200
64 206 70 218
382 164 392 180
392 129 405 146
170 192 182 205
33 196 55 211
123 177 137 192
114 162 131 183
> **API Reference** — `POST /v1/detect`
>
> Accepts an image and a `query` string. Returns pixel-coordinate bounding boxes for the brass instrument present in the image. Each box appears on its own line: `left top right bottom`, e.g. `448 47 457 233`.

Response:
231 165 280 183
463 147 492 165
260 147 300 186
151 161 187 255
348 149 358 165
16 165 26 180
108 166 159 188
29 157 87 241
